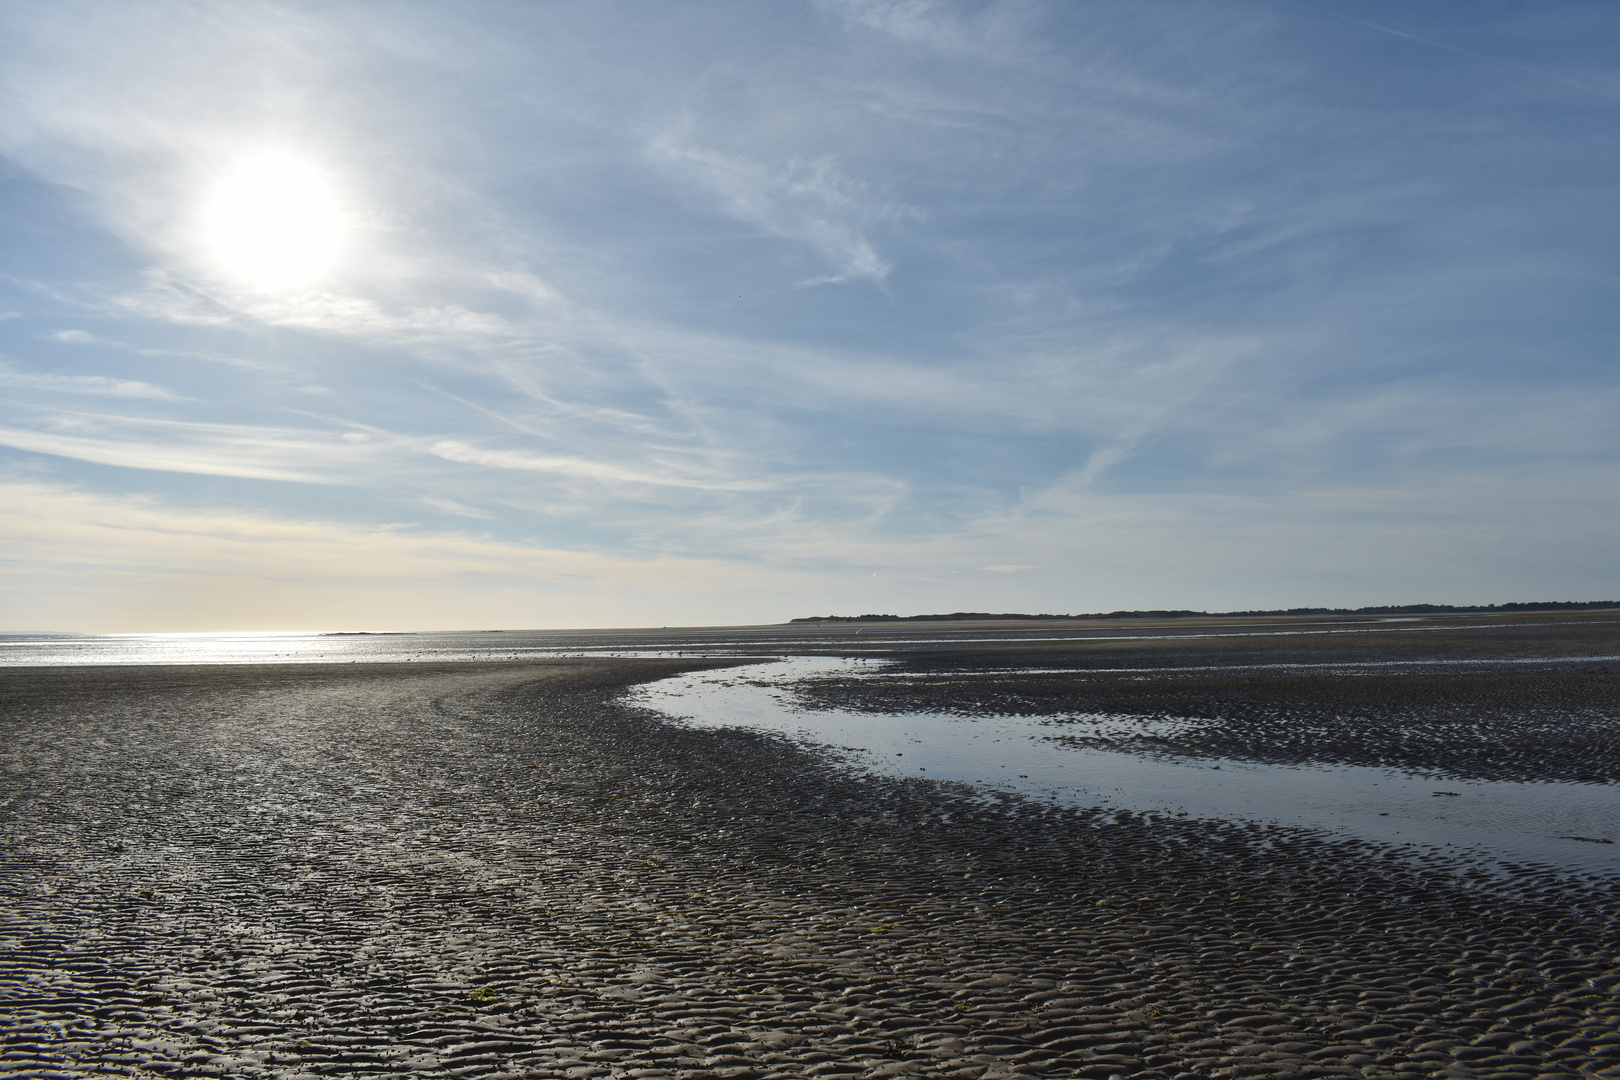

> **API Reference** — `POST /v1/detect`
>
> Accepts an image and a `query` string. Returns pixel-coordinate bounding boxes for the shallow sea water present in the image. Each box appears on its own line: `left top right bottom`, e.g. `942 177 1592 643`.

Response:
633 657 1620 875
10 616 1614 666
0 630 688 665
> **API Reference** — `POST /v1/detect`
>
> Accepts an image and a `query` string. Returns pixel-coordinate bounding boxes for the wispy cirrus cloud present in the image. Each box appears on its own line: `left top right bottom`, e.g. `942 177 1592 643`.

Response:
0 421 337 483
818 0 1024 59
0 478 834 631
420 495 495 520
110 270 513 345
1 0 1618 629
649 134 903 285
0 362 186 400
426 439 771 493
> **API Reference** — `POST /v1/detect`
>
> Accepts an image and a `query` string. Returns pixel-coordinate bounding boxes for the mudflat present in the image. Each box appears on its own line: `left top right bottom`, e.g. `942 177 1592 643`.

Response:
2 619 1618 1079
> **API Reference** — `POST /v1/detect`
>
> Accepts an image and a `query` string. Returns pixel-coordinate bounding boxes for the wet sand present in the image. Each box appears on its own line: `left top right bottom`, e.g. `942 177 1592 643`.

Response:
3 647 1619 1078
794 668 1620 785
796 611 1620 785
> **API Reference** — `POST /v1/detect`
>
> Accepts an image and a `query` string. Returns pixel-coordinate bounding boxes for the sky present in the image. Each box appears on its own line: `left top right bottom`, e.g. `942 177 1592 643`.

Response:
1 0 1618 632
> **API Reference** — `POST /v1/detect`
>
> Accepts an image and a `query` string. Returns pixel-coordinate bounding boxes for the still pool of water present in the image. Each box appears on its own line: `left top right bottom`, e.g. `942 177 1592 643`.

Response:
632 658 1620 875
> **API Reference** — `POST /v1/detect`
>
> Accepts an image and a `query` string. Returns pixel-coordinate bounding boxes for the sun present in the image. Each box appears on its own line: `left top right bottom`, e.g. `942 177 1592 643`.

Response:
200 152 347 290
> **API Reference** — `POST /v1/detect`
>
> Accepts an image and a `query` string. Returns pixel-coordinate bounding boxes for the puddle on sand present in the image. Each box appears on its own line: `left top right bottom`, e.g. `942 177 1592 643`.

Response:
632 658 1620 875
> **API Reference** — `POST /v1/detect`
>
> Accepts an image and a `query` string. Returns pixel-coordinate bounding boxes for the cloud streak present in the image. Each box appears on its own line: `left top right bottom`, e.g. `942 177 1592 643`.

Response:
1279 1 1620 99
0 363 185 400
650 135 901 285
0 418 351 483
427 439 772 493
0 1 1617 627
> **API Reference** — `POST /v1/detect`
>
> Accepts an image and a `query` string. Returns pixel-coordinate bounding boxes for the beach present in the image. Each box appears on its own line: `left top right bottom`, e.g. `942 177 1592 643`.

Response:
3 617 1619 1078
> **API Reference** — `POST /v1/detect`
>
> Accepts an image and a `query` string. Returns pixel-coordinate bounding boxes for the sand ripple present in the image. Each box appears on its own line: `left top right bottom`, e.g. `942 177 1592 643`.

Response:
796 667 1620 784
2 661 1618 1078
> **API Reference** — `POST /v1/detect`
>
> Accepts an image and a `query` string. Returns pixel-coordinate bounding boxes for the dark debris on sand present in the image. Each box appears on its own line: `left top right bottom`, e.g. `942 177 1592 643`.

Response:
2 660 1619 1080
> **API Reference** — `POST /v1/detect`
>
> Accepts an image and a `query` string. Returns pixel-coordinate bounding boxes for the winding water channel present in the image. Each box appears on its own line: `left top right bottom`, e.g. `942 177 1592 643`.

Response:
634 657 1620 875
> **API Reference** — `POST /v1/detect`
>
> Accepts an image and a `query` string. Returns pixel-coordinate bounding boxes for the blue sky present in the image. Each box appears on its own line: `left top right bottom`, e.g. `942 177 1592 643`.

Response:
2 0 1618 631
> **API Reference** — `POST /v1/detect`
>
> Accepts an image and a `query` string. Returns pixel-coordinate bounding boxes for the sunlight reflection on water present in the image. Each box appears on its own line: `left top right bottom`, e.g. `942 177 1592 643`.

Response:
9 626 1617 670
0 630 749 665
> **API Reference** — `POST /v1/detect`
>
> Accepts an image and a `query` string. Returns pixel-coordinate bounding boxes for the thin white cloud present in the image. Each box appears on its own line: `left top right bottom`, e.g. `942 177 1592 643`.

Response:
649 134 900 284
1283 2 1620 99
0 409 418 485
111 270 511 345
426 439 770 493
0 480 824 631
0 364 186 401
0 423 331 483
820 0 1015 58
6 443 1620 631
46 327 277 371
421 495 495 519
0 0 1615 626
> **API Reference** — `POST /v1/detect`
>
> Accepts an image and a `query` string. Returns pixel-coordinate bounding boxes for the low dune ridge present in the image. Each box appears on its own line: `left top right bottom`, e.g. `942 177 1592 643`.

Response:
2 646 1618 1078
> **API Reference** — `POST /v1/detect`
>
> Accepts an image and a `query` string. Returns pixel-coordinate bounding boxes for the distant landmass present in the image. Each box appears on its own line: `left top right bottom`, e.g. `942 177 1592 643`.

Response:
790 601 1620 623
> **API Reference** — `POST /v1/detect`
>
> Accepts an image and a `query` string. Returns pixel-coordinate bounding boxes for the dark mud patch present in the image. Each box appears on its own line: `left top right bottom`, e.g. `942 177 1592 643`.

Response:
793 667 1620 785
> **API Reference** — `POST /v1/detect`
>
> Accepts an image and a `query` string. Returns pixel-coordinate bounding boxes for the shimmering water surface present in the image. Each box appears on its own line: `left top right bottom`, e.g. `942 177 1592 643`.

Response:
0 629 729 665
633 658 1620 874
7 615 1613 666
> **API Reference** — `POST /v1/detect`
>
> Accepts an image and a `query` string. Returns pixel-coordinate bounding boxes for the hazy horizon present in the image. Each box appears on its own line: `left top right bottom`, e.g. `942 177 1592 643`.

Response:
4 2 1619 633
6 599 1619 640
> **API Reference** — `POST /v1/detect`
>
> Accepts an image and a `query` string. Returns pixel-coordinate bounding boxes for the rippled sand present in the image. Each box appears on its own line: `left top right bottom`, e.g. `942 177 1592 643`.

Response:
3 658 1619 1078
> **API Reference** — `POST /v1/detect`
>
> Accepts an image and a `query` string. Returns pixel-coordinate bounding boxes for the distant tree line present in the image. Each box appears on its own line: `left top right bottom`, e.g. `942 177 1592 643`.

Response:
789 601 1620 624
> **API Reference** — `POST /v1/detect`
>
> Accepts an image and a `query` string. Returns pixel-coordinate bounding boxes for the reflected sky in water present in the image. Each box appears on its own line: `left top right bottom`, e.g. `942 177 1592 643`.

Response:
634 658 1620 876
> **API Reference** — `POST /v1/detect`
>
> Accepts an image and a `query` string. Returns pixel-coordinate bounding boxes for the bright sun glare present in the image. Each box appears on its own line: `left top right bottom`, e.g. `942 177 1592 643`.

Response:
201 153 346 290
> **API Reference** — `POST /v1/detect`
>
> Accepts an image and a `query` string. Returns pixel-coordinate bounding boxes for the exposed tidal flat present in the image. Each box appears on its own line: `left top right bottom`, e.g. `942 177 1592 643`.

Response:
2 612 1619 1078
